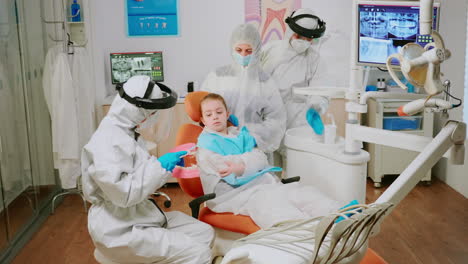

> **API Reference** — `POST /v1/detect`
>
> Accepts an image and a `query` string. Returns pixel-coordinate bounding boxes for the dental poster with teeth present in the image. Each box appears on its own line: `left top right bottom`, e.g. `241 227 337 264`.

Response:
126 0 179 36
245 0 301 44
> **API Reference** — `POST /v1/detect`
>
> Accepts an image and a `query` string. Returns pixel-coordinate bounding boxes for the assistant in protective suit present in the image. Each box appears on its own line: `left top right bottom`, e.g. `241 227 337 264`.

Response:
81 75 214 264
201 23 286 154
261 8 328 132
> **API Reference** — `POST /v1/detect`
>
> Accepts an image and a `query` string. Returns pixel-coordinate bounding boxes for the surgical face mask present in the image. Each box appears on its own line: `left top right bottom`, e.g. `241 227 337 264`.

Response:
232 52 252 67
290 39 311 54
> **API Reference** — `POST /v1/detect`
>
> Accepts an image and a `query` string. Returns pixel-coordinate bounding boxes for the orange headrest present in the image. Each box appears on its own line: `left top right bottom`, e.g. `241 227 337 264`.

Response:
185 91 209 122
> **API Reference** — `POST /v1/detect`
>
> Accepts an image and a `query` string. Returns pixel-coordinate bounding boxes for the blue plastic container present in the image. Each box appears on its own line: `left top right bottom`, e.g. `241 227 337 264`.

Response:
383 116 422 130
366 85 377 92
71 0 81 22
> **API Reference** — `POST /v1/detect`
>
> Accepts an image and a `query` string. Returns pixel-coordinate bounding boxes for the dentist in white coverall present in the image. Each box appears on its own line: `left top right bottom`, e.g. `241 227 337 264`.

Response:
261 8 328 132
81 76 214 264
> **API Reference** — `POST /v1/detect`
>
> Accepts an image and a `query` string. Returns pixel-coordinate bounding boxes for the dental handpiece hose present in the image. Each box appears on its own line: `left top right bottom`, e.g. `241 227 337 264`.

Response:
397 98 454 116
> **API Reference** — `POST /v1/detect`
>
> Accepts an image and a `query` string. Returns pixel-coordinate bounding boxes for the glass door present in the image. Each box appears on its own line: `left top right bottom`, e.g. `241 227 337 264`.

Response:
17 0 57 215
0 0 57 252
0 0 35 244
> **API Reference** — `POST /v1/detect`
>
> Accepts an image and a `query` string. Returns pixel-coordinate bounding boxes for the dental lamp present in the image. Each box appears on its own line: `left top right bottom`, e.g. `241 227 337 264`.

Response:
386 0 458 116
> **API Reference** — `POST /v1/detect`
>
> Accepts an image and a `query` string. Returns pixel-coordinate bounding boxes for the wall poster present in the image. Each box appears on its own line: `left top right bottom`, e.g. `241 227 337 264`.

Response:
127 0 179 36
245 0 301 44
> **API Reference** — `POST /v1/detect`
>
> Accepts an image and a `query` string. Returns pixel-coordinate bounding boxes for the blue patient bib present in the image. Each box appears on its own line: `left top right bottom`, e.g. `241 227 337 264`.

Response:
198 127 281 187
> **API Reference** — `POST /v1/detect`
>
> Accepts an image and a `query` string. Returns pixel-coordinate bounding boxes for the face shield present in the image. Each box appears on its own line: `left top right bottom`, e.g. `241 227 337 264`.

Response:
137 108 174 145
285 11 326 40
116 75 178 145
116 78 177 111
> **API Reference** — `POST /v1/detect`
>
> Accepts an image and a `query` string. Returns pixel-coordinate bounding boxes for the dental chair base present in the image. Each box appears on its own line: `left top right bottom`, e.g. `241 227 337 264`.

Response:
285 126 369 203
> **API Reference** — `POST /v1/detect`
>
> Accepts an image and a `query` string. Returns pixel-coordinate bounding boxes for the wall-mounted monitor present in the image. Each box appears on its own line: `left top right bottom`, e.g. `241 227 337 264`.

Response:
356 1 440 67
110 51 164 84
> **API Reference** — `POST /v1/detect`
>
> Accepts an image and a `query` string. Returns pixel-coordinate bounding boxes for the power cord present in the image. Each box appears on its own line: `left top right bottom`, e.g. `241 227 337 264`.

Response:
444 90 462 107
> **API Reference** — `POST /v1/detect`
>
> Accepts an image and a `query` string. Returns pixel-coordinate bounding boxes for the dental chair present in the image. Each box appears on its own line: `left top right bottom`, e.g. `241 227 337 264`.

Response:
175 91 388 264
175 91 261 257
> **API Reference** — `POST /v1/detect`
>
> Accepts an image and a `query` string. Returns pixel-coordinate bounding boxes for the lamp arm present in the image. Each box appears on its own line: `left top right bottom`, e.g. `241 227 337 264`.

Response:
420 0 434 35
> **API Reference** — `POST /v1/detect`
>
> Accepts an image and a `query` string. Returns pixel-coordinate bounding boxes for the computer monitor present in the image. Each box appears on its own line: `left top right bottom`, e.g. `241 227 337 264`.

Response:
356 1 440 66
110 51 164 84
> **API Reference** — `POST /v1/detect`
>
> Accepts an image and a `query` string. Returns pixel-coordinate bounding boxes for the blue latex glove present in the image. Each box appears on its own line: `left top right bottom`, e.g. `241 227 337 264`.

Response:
158 151 187 172
306 108 324 135
228 114 239 126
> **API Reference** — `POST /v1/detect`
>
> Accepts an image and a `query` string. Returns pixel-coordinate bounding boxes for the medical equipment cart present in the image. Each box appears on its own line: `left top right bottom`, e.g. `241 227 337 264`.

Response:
364 98 434 187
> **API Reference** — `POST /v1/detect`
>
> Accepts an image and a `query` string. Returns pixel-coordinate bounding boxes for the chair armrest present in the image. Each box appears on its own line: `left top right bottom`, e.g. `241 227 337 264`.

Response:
189 193 216 219
281 176 301 184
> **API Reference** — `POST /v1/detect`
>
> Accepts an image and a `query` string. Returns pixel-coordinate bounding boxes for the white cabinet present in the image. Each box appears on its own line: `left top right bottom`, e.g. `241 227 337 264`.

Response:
364 98 433 187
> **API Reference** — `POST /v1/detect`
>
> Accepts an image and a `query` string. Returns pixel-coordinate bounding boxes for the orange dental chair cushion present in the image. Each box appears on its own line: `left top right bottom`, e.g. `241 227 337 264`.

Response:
361 248 388 264
199 207 260 235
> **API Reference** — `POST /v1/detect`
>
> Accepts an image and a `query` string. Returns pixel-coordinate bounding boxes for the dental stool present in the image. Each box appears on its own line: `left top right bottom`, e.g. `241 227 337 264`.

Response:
152 191 172 208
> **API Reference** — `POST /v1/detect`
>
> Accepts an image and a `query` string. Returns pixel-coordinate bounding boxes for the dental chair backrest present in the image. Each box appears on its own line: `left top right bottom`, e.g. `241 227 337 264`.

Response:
175 91 238 198
174 91 209 198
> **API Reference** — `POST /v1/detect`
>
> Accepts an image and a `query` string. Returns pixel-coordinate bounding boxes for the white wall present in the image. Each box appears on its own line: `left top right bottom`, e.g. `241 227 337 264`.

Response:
433 0 468 198
88 0 244 104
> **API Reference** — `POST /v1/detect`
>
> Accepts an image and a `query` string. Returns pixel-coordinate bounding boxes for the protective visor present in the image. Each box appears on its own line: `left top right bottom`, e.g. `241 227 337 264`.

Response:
285 13 326 39
116 80 178 110
138 108 174 145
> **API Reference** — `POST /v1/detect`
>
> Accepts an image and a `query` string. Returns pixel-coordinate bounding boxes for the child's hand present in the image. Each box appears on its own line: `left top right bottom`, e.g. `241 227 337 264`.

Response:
218 161 245 177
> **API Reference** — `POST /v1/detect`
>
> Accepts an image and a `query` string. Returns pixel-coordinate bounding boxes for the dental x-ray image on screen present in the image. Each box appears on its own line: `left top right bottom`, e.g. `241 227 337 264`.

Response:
110 52 164 84
357 1 439 66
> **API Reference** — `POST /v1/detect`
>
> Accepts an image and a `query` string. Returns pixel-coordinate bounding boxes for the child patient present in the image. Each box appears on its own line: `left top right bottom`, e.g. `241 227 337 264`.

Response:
196 93 342 229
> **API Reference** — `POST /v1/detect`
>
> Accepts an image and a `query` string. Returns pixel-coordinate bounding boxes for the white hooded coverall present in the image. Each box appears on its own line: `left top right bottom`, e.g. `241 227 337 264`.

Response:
81 76 214 264
261 8 324 131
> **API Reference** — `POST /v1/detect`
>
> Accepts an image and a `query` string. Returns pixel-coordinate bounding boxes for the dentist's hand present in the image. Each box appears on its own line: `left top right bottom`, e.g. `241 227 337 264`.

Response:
219 161 245 177
158 151 187 172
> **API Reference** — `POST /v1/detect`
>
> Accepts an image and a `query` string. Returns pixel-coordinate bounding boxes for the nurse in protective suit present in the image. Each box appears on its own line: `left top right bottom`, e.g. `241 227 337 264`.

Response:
81 76 214 264
201 24 286 154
